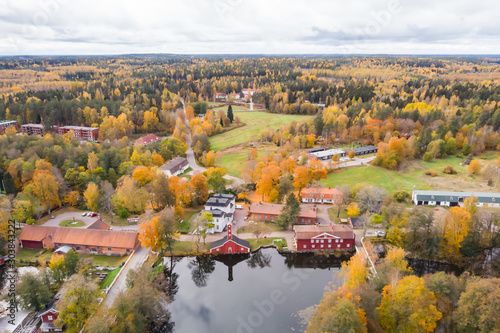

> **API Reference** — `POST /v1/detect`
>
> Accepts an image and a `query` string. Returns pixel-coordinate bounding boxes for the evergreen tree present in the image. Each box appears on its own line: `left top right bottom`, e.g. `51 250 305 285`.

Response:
220 117 224 127
277 193 301 230
227 105 234 123
2 172 17 195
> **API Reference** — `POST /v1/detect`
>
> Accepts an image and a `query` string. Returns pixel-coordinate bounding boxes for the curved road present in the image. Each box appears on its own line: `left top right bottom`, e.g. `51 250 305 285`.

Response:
179 98 243 186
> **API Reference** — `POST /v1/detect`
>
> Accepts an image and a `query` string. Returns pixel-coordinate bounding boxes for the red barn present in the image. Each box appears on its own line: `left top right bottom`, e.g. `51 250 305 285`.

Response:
294 224 355 251
39 305 62 332
18 225 57 249
210 223 250 254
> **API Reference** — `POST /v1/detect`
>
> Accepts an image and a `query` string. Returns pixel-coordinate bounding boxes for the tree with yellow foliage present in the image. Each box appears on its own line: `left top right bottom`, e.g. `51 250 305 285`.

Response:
440 207 471 259
83 182 100 212
151 153 165 167
139 209 180 256
142 110 159 132
347 202 360 217
87 152 99 173
340 252 369 289
63 191 80 207
378 275 442 333
468 159 481 175
132 166 154 186
31 170 60 215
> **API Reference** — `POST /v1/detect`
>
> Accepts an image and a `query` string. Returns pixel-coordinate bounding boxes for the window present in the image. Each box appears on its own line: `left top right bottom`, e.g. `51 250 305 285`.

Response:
312 245 315 248
340 239 343 243
328 244 331 248
328 239 331 243
320 240 324 243
337 244 340 248
347 244 350 247
311 240 314 243
108 247 112 251
228 247 232 252
303 245 306 249
48 316 53 321
126 249 130 253
321 244 324 248
335 239 338 243
302 218 305 223
241 247 244 251
90 248 97 253
308 219 311 224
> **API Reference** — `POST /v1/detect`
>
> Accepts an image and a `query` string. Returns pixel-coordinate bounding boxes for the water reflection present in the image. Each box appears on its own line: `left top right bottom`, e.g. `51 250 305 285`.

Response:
164 248 346 333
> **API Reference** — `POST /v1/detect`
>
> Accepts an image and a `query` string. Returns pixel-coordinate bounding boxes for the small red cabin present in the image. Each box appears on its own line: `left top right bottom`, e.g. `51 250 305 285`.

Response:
210 223 250 254
39 307 62 332
294 224 355 251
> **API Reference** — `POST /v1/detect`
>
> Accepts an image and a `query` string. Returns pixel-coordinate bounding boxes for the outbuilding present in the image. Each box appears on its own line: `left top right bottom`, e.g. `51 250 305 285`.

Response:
294 224 355 251
210 223 250 254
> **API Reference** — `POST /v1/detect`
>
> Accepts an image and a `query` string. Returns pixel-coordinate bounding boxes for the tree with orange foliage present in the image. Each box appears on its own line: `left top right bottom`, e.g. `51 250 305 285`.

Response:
31 169 60 215
132 166 154 186
63 191 80 207
190 173 209 206
139 209 180 256
293 166 312 193
468 159 481 175
280 158 296 174
440 207 471 259
152 153 165 167
185 105 195 122
248 149 258 160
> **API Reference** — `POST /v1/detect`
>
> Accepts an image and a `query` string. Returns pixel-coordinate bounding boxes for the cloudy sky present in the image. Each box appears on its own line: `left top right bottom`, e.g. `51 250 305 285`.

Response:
1 0 499 56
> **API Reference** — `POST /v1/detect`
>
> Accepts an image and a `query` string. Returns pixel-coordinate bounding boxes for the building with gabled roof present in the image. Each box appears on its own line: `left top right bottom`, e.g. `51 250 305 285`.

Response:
203 193 236 233
301 187 343 205
85 218 111 230
158 157 189 177
18 225 58 249
294 224 355 251
210 223 250 254
412 190 500 208
133 134 162 146
249 202 317 224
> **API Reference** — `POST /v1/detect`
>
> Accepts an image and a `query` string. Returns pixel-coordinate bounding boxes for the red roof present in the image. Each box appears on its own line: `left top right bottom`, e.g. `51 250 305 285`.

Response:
294 225 355 240
134 134 161 145
301 187 343 200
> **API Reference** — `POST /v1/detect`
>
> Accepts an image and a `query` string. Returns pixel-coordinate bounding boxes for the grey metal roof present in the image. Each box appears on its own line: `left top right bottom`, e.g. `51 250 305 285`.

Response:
202 209 226 218
349 145 378 153
206 197 232 207
212 193 235 200
413 190 500 204
159 157 188 173
209 235 250 250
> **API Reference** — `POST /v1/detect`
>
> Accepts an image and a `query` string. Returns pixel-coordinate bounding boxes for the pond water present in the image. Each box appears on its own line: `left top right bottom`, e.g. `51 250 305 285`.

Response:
163 248 351 333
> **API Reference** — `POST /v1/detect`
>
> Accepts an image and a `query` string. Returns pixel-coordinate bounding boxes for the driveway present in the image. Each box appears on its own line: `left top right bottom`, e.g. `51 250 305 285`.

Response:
41 211 98 228
105 245 150 307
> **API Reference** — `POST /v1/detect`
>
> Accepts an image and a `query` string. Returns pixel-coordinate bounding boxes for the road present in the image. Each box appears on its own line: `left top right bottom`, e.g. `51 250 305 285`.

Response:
105 245 150 307
40 211 140 231
179 98 243 186
317 155 376 169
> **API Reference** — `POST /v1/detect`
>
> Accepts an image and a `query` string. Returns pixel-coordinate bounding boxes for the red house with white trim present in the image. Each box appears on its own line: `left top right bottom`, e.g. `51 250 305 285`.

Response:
39 305 62 332
210 223 250 254
294 224 355 251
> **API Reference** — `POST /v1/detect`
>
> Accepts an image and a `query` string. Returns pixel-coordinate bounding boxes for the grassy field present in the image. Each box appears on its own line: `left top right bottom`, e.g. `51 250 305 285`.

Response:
100 267 121 289
321 152 500 194
212 105 249 112
59 220 85 227
171 241 210 254
248 237 287 250
236 221 282 234
220 150 270 177
16 248 54 263
209 112 314 151
88 254 128 268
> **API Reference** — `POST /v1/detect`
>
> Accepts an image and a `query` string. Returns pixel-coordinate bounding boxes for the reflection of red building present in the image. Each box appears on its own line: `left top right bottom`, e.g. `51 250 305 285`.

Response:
294 224 355 251
210 223 250 253
54 126 99 141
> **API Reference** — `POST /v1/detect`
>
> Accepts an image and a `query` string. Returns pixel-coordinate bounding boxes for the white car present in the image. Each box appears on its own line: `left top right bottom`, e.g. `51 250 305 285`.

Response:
81 212 88 216
235 204 243 209
375 231 386 237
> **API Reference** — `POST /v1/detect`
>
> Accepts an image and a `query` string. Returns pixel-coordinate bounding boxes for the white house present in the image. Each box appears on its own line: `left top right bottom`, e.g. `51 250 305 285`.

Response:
158 157 189 177
203 194 236 233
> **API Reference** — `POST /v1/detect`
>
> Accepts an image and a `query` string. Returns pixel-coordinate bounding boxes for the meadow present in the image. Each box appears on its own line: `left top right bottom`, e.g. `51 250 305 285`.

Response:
321 152 500 194
209 111 314 151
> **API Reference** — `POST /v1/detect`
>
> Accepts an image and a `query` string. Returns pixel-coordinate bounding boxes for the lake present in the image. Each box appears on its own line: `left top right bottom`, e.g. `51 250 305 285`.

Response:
163 248 351 333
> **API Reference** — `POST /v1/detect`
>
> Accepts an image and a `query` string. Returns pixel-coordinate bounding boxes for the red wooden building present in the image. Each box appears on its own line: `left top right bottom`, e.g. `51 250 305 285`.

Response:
210 223 250 254
294 224 355 251
39 305 62 332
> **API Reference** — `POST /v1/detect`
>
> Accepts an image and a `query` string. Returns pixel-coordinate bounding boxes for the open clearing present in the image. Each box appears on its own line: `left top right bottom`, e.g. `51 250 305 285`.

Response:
212 105 250 112
220 149 271 177
209 111 314 151
321 152 500 194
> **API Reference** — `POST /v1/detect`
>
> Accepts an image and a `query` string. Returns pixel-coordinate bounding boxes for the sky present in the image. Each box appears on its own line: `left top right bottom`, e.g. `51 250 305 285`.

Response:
1 0 499 56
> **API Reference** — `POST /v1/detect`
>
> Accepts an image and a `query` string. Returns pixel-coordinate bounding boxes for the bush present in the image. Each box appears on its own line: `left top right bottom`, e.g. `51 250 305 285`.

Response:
117 207 130 218
394 190 411 202
424 170 437 177
26 218 35 225
423 152 433 161
443 165 457 174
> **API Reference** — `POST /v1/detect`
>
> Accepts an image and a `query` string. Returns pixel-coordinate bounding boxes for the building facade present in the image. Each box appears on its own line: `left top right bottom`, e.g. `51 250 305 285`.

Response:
294 224 355 251
210 223 250 253
133 134 162 145
203 194 236 233
54 126 99 141
21 123 44 136
249 203 317 224
412 190 500 208
158 157 189 177
0 120 18 133
301 187 343 204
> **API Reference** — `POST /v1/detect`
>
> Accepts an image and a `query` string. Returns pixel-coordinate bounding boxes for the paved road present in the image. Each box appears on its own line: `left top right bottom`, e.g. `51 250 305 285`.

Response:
105 245 150 307
179 98 243 187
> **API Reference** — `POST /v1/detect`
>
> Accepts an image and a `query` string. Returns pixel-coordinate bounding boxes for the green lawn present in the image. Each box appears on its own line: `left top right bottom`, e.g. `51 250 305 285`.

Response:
88 254 128 268
236 222 282 234
213 105 249 112
321 152 500 194
170 241 210 254
209 112 314 151
248 237 287 250
16 248 54 263
59 220 85 227
177 208 202 233
220 150 270 177
100 267 121 289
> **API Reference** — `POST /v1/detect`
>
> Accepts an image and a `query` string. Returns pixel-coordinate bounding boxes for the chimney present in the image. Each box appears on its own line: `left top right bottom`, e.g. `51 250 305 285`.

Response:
227 223 232 240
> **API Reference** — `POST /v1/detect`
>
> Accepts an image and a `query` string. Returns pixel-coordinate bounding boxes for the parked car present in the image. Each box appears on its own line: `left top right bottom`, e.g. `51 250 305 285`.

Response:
89 212 97 217
375 231 386 237
81 212 88 216
235 204 243 209
244 216 248 221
